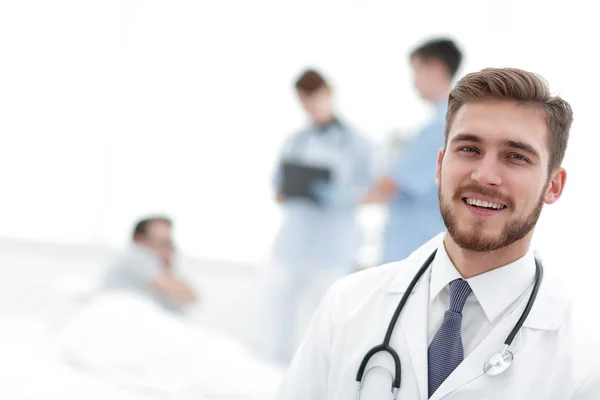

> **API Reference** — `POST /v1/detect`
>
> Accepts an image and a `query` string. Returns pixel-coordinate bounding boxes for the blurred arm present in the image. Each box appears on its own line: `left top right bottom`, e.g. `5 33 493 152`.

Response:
275 192 287 203
360 176 398 204
362 123 444 205
151 274 197 304
272 136 293 204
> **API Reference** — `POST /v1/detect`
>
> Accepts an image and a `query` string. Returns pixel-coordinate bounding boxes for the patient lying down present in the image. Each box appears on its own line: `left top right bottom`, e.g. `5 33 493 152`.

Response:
57 291 283 398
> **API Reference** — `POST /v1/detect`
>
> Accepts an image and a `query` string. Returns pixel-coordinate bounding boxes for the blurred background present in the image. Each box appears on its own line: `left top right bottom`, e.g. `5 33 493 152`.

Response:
1 0 598 398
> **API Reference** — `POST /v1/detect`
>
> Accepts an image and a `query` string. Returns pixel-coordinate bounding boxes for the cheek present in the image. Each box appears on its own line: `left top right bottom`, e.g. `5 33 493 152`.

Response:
301 98 316 111
414 74 423 89
507 172 546 209
439 169 455 197
439 160 461 188
316 97 329 112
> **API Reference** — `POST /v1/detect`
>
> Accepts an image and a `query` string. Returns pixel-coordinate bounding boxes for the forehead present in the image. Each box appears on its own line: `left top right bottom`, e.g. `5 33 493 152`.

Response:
146 221 172 237
299 86 329 99
410 55 427 70
448 100 549 155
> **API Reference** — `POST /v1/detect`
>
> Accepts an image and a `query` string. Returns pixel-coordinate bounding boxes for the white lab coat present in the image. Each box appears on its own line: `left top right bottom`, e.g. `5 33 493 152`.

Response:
275 233 600 399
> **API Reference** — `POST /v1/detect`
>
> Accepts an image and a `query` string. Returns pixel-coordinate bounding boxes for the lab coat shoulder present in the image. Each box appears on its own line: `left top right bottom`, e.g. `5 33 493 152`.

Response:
561 297 600 398
561 313 600 399
275 265 398 400
329 230 441 309
275 261 409 399
572 364 600 399
526 268 600 399
326 259 410 321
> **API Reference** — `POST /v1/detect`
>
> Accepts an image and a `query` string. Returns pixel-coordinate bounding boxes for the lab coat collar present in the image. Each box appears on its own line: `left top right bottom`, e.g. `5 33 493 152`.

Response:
431 272 568 400
387 232 565 330
386 233 569 399
386 232 446 295
429 242 537 325
385 232 445 400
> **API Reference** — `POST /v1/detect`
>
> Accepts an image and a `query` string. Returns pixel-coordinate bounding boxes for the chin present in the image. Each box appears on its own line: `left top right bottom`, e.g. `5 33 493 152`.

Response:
453 223 497 241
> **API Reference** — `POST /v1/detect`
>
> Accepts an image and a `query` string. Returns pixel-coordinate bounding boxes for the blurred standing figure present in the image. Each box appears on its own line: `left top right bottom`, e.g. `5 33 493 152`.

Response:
265 69 374 364
363 38 463 263
101 216 197 312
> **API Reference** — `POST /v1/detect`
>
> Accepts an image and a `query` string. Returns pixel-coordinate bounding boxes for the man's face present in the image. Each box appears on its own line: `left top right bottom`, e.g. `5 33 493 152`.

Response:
298 86 333 125
139 221 174 267
411 56 440 102
436 99 566 252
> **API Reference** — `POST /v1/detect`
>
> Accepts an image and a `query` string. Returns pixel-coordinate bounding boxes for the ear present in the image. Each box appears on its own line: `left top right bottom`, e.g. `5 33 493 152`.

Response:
544 167 567 205
435 148 445 187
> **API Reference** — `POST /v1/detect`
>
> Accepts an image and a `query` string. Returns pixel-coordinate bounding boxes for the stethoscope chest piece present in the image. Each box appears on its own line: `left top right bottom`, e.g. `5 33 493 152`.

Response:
483 345 514 376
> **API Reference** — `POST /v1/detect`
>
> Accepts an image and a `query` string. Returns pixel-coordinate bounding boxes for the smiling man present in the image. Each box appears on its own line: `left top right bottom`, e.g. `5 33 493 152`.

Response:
436 95 560 274
275 68 600 400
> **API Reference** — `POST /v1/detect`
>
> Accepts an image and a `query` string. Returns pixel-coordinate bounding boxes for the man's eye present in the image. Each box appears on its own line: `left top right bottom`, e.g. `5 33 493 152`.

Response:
509 153 527 162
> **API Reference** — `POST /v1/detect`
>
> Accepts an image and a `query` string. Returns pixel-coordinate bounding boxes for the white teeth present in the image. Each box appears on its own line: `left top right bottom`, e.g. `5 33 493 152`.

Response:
466 198 505 210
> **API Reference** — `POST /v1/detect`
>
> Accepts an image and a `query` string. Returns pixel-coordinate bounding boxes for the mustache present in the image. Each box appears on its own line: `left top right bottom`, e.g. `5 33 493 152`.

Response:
453 184 513 208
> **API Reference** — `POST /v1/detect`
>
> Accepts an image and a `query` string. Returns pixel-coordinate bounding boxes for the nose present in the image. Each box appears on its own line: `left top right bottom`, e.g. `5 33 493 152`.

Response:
471 157 502 186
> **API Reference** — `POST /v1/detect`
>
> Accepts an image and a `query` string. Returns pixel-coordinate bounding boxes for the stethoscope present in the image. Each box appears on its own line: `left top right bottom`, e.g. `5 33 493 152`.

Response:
356 248 543 399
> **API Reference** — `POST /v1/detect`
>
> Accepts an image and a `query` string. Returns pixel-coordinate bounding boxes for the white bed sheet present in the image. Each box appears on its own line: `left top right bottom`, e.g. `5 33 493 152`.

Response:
0 292 284 399
0 316 156 400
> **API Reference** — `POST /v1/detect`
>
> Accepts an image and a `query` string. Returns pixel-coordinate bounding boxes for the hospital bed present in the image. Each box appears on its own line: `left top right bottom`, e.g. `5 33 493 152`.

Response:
0 290 284 400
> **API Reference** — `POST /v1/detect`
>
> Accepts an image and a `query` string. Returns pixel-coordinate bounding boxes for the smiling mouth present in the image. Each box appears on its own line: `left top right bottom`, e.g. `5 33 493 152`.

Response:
462 197 507 210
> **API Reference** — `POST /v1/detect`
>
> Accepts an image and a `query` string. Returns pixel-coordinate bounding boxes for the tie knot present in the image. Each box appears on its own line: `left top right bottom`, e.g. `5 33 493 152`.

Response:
448 279 472 313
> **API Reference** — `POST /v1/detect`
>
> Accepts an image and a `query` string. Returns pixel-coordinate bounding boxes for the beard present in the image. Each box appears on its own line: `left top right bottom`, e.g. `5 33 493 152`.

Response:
438 182 545 252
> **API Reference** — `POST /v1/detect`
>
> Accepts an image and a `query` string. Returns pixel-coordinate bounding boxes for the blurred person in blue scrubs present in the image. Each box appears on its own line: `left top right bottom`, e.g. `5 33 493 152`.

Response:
264 69 374 364
362 38 463 263
100 216 198 312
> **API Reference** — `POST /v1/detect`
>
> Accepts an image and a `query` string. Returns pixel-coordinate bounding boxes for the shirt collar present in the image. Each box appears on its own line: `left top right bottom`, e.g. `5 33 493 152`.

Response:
313 116 343 133
430 242 537 323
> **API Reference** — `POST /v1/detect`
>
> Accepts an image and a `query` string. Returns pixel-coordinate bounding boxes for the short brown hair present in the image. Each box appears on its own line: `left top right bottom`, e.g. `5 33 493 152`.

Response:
295 69 328 94
133 215 172 239
445 67 573 173
411 38 462 78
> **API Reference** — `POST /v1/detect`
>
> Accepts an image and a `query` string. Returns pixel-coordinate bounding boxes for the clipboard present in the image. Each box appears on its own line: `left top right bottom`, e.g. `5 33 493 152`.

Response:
280 161 332 204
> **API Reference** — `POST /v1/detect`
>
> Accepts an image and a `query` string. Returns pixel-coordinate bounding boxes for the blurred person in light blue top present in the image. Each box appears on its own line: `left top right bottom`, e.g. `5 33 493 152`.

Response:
362 38 463 263
265 69 374 364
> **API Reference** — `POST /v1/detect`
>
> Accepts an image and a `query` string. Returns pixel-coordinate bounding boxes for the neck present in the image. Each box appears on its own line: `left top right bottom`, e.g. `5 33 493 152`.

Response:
443 233 533 279
315 114 335 127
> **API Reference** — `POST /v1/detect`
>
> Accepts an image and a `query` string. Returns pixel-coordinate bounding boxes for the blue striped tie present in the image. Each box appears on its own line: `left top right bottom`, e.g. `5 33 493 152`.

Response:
428 279 472 398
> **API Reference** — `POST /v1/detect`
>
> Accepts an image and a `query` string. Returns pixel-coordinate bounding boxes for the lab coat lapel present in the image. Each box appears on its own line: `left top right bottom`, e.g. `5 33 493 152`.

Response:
429 281 564 400
387 237 443 400
397 267 430 400
428 311 521 399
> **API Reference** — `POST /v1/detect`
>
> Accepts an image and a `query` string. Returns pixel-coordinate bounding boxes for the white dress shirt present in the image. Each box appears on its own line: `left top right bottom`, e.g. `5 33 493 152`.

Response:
427 243 537 356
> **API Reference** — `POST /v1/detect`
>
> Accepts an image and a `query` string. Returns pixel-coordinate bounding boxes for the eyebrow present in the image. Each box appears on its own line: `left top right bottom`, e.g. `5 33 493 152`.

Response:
502 139 540 158
450 133 540 158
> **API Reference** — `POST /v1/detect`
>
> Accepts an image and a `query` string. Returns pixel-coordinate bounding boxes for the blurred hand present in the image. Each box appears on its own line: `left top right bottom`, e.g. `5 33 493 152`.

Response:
275 193 287 203
152 275 198 304
311 181 357 209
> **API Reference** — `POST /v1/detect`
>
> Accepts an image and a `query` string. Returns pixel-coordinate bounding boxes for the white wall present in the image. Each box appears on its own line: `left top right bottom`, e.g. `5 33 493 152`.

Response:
1 0 598 275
